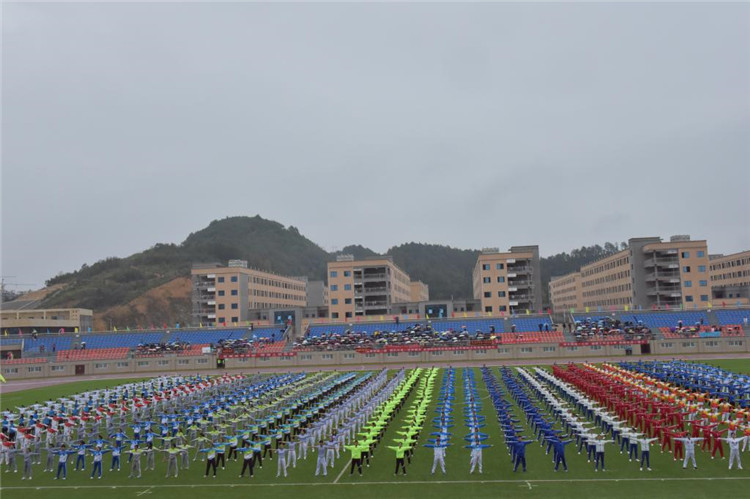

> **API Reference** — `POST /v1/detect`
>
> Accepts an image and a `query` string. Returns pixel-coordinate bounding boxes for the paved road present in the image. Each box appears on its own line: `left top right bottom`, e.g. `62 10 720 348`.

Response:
1 352 748 395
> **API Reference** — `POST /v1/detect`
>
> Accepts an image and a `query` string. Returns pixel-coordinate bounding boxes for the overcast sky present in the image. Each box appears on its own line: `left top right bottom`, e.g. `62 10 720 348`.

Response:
2 2 749 290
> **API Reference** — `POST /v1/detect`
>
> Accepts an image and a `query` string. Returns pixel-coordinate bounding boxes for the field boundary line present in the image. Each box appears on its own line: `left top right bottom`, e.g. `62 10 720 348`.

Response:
3 476 750 490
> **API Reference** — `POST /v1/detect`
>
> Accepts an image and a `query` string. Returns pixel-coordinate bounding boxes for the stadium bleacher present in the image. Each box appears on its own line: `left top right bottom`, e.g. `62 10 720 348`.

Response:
430 319 505 333
166 328 248 344
618 312 708 329
56 348 129 362
507 317 553 332
715 310 750 327
78 333 165 350
23 336 72 353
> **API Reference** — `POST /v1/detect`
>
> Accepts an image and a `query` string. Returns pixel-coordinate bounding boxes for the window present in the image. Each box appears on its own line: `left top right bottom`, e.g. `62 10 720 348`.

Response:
697 251 705 257
137 361 149 366
497 277 505 283
116 362 129 367
543 346 556 352
27 366 42 373
218 317 225 323
218 290 225 296
51 365 65 372
344 298 352 304
343 353 355 359
698 265 706 272
94 363 107 369
331 298 339 305
330 271 338 278
662 342 673 348
684 281 692 287
498 305 507 312
231 317 238 322
218 304 225 310
332 312 339 319
322 354 334 360
699 280 707 287
230 276 238 282
178 359 189 365
344 271 351 277
683 266 691 273
344 284 351 291
682 342 696 348
520 347 532 353
681 252 690 258
231 289 238 296
498 291 506 297
700 295 709 302
345 312 352 318
330 285 338 291
482 264 490 271
231 303 238 309
158 360 169 366
218 277 225 283
685 296 694 302
484 306 492 312
484 292 491 298
197 358 208 364
496 263 504 270
483 277 491 283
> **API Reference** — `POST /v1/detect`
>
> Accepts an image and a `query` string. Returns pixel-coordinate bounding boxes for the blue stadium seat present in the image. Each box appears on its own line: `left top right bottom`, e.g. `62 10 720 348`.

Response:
715 310 750 326
507 317 552 332
618 312 708 329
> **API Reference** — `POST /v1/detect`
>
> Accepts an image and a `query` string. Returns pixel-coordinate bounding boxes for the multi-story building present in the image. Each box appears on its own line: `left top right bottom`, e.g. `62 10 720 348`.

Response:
327 255 414 320
473 246 542 314
192 260 307 326
0 308 93 334
305 280 329 308
410 281 430 302
710 250 750 305
549 235 711 311
579 250 633 310
549 272 581 312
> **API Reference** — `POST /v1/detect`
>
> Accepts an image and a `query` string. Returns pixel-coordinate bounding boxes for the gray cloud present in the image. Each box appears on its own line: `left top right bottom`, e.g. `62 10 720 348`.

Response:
2 2 749 289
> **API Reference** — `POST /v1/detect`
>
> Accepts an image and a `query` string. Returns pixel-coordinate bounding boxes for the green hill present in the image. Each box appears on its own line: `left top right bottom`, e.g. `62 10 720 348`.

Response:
35 215 622 323
41 216 329 313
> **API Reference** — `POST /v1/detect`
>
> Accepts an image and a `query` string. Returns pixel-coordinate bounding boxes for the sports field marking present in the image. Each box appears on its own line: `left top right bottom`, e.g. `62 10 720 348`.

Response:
3 476 750 490
332 459 349 484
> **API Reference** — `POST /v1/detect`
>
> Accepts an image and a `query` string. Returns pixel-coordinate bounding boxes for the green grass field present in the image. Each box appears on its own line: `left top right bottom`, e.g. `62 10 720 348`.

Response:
1 359 749 498
1 379 148 413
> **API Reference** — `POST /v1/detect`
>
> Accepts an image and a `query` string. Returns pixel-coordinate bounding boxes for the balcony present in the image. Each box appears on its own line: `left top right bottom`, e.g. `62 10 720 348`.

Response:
507 265 531 274
364 301 388 308
645 271 680 282
509 293 533 301
363 273 387 281
646 288 682 297
644 257 679 269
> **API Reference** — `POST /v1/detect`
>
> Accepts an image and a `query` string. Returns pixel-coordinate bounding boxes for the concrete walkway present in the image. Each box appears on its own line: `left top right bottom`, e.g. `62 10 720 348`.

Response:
1 351 748 394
